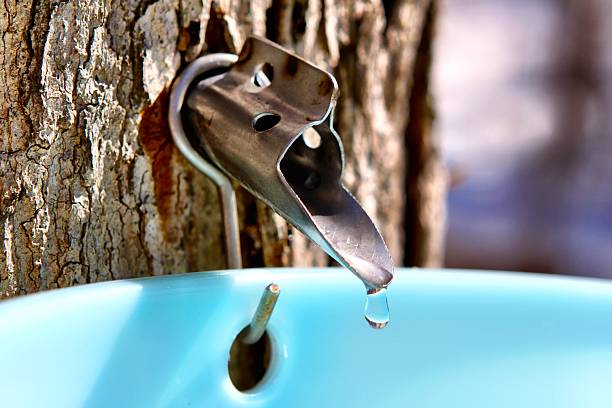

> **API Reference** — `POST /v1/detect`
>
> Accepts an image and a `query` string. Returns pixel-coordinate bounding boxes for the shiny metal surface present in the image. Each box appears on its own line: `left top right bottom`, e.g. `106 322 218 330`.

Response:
185 36 394 290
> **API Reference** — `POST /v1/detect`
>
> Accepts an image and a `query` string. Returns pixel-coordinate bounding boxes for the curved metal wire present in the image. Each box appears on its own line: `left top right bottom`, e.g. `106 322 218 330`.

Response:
168 53 242 269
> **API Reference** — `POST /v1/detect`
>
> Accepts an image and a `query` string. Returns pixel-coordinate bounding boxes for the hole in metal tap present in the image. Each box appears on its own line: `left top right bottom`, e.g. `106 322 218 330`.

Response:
228 327 272 391
252 112 281 132
302 127 322 149
280 125 342 198
252 62 274 88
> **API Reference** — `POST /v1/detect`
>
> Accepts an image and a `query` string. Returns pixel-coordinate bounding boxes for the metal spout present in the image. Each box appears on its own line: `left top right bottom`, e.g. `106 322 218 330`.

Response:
182 36 393 290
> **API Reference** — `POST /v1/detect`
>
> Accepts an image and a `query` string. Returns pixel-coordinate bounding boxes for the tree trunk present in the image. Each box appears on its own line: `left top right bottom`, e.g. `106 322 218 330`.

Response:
1 0 441 299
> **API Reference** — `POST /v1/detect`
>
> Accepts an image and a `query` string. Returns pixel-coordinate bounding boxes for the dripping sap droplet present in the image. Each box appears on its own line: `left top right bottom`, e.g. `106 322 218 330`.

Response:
364 287 390 329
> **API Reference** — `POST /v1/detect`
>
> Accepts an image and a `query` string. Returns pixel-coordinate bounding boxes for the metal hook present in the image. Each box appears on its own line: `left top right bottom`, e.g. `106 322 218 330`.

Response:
171 60 279 338
168 53 242 269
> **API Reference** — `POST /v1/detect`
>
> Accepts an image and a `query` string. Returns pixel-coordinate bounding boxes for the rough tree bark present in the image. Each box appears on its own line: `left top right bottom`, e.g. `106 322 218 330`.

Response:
1 0 442 299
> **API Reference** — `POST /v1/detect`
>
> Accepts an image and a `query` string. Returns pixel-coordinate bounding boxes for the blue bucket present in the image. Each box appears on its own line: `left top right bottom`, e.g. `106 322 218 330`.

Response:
1 268 611 407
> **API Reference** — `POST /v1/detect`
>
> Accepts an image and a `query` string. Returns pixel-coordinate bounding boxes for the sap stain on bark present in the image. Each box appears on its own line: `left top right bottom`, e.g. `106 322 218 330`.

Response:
139 88 177 241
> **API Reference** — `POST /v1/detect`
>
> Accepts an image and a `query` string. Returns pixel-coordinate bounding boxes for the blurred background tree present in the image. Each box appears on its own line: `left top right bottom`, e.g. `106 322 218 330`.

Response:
436 0 612 277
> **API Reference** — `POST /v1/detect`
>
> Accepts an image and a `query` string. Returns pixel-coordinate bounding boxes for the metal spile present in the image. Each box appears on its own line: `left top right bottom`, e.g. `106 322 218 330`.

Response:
185 36 393 291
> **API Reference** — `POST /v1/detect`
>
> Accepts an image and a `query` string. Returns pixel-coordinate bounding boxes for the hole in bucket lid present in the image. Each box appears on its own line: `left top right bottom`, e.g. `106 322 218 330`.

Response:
228 327 272 392
252 112 281 132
